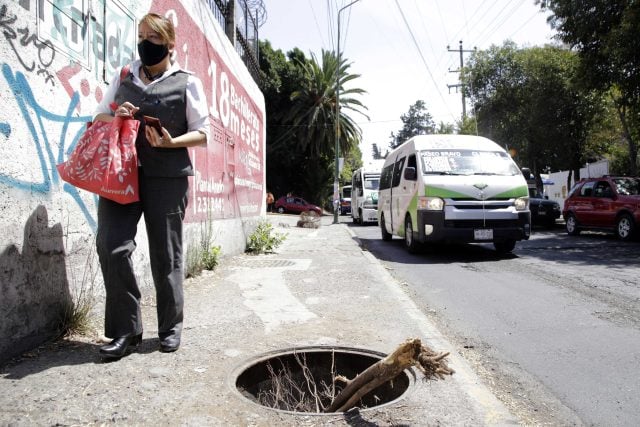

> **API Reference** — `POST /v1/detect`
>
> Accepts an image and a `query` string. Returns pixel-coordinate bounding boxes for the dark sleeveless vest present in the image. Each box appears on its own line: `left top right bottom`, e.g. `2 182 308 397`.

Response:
115 68 193 177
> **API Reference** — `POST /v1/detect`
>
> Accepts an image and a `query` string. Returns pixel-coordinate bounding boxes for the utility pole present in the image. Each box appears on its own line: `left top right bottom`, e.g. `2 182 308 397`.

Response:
447 40 475 121
333 0 360 224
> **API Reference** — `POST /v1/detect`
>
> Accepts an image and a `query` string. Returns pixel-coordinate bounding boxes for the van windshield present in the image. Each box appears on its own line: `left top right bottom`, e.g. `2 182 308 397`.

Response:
364 177 380 190
420 149 520 176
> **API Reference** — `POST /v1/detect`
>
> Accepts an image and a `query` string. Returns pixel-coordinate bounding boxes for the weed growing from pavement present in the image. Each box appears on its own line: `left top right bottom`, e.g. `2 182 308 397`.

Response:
58 243 98 337
246 220 287 254
201 245 221 270
186 216 222 278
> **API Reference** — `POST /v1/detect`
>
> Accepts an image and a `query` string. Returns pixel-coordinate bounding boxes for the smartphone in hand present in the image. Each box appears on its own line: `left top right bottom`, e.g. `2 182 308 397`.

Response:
143 115 163 133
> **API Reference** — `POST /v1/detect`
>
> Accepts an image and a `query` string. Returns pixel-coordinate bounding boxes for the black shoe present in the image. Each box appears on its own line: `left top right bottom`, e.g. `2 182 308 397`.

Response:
159 335 180 353
99 334 142 359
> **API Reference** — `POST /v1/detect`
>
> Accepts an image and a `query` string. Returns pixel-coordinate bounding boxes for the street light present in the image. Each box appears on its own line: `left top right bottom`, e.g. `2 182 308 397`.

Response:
333 0 361 224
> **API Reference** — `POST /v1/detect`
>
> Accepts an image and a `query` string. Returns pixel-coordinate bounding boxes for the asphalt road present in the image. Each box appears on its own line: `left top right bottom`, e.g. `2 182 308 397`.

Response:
342 215 640 427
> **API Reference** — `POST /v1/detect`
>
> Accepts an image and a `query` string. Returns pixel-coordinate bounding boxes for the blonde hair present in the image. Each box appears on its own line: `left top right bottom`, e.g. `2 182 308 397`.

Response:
139 13 175 44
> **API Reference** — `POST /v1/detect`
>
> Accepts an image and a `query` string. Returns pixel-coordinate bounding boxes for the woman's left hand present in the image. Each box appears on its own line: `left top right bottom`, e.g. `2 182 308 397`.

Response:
146 126 173 147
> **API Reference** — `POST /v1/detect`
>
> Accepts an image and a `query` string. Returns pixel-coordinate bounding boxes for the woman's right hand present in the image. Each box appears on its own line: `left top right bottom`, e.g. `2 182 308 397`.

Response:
115 102 139 117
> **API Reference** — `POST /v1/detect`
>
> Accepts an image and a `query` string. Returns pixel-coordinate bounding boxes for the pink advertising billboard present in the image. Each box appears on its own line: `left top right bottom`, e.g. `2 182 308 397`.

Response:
152 0 265 223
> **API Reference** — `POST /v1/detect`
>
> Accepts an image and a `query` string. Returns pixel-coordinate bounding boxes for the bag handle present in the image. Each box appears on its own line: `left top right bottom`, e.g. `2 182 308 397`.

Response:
109 64 132 113
119 64 131 82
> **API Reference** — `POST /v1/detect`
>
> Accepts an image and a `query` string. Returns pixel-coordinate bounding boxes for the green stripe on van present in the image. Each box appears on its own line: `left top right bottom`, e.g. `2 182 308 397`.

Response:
424 184 528 199
424 187 469 198
496 185 528 198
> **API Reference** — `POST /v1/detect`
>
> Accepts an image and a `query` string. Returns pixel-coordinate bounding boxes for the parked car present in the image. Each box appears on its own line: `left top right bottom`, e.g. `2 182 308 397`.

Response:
274 196 323 215
529 189 561 228
562 176 640 240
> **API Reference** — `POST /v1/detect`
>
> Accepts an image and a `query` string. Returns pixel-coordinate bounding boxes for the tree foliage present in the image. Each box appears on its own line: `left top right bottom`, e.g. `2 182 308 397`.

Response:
259 42 367 206
389 100 436 149
463 42 609 183
541 0 639 174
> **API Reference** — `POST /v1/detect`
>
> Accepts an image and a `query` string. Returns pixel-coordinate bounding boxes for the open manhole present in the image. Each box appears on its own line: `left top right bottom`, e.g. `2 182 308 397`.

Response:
234 346 412 414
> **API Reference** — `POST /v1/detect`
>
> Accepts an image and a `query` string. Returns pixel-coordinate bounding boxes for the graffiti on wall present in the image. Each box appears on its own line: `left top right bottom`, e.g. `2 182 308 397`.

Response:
1 2 97 228
0 3 55 85
0 0 265 229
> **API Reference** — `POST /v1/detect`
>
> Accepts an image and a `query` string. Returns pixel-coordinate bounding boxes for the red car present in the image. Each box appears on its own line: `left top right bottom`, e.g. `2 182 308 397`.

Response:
274 196 323 215
562 176 640 241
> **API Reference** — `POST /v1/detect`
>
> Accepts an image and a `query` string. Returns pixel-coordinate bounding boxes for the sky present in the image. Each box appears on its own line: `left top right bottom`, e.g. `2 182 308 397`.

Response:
259 0 559 161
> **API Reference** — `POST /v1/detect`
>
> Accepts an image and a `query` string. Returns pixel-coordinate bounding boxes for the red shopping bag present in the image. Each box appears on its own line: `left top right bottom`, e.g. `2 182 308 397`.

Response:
57 116 140 204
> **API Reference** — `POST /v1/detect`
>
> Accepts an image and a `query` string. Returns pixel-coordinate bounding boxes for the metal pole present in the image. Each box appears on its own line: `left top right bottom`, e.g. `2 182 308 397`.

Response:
334 0 361 224
459 41 466 118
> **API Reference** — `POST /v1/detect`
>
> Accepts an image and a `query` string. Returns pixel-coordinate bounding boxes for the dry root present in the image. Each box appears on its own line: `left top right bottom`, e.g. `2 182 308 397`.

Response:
254 339 454 414
297 211 321 228
325 338 454 413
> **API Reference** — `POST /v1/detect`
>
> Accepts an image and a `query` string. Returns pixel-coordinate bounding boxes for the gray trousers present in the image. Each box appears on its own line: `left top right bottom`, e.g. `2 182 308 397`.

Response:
96 169 188 339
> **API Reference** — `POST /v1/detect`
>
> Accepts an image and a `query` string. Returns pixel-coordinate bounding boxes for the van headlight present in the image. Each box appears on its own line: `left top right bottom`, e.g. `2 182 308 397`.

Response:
419 196 444 210
514 197 528 211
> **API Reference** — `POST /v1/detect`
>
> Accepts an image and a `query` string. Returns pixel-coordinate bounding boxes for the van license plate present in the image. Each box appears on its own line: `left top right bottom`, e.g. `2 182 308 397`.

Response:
474 229 493 240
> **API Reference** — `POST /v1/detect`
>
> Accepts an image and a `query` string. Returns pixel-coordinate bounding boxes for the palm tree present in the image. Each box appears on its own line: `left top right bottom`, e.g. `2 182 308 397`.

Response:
287 49 368 158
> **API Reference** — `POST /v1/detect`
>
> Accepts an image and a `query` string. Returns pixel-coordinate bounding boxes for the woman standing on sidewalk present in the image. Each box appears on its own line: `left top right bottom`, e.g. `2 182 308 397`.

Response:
92 12 209 359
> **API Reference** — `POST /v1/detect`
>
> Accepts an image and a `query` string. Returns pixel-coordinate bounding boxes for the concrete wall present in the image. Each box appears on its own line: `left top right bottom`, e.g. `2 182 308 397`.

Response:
546 160 609 209
0 0 265 363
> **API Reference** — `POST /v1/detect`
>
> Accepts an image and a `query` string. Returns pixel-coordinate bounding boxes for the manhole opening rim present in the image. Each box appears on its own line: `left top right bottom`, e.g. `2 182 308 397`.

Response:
230 345 417 416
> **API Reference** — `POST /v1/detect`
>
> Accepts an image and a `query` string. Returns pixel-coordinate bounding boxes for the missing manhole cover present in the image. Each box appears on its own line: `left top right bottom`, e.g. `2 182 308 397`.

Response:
235 347 411 414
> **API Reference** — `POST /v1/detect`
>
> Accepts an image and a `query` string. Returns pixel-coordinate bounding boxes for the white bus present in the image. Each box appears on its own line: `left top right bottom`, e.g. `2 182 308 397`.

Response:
351 160 385 224
378 135 531 253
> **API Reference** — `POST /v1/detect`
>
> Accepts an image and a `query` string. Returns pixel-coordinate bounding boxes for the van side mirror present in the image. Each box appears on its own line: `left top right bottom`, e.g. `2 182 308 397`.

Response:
521 167 532 180
404 167 417 181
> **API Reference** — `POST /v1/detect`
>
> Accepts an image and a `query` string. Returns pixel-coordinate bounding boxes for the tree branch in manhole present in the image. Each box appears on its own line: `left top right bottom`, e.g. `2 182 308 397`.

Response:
252 339 453 413
325 338 454 413
256 352 338 412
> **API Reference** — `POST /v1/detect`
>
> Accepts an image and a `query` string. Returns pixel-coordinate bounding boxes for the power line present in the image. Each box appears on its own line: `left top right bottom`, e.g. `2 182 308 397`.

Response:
393 0 456 121
475 0 528 46
307 0 327 49
327 0 336 52
506 9 547 43
447 0 500 49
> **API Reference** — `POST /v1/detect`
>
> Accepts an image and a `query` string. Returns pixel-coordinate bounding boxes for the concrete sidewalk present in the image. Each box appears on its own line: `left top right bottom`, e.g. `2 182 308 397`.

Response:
0 214 519 426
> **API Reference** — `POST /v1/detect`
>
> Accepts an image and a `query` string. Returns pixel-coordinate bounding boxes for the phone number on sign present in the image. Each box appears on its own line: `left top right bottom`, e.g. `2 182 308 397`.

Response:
194 196 224 215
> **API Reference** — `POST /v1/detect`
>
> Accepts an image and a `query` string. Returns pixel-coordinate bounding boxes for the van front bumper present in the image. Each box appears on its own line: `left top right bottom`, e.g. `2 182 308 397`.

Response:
361 208 379 223
417 210 531 243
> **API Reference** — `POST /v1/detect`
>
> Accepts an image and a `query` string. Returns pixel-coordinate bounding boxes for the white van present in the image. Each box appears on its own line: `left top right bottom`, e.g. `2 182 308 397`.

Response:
378 134 531 253
351 160 384 224
339 185 352 215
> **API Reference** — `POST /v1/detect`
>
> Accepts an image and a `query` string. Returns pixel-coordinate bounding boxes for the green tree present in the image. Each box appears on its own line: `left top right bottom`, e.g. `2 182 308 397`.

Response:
390 100 436 149
287 49 368 158
457 116 478 135
541 0 639 174
258 41 310 201
437 122 455 134
259 43 368 205
463 42 608 186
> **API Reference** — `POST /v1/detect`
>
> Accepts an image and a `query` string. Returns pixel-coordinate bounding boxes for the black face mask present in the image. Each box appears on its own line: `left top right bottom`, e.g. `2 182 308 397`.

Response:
137 39 169 66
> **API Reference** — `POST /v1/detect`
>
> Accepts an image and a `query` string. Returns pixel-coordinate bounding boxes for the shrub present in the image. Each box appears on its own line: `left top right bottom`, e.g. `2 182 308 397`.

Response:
246 220 287 254
202 245 221 270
